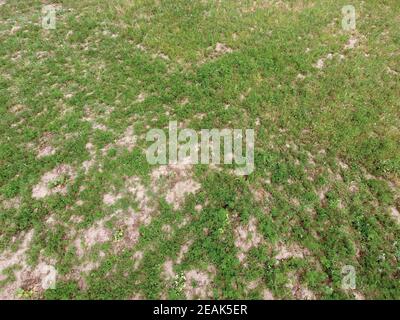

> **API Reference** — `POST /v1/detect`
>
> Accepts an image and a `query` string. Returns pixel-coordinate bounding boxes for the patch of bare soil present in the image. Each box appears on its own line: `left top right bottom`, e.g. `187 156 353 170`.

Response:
198 42 233 65
115 126 136 152
101 125 137 155
353 291 365 300
275 242 310 261
74 216 112 258
161 238 193 289
286 271 315 300
313 32 363 71
234 216 263 263
102 191 123 206
128 178 155 233
122 206 152 247
9 104 25 114
344 37 358 50
82 104 113 132
36 132 56 158
184 266 216 299
165 180 201 210
262 289 275 300
214 42 233 55
349 181 359 193
32 164 76 199
162 259 175 281
0 230 55 299
390 206 400 225
151 160 201 210
100 176 157 253
82 221 111 248
0 230 33 274
82 142 97 173
240 0 313 14
1 196 21 210
132 251 144 271
251 185 270 204
176 240 193 264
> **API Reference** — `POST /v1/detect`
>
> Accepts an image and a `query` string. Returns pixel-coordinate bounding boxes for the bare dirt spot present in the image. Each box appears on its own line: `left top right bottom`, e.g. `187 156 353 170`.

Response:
103 177 150 210
262 289 275 300
32 164 76 199
275 242 310 261
179 97 189 106
74 217 112 258
151 160 201 210
201 42 234 63
387 66 399 76
246 278 261 293
353 291 365 300
317 186 329 202
251 186 270 203
296 73 306 80
126 177 152 214
390 207 400 225
234 216 263 263
286 271 315 300
176 240 193 264
102 177 155 251
83 221 111 248
0 230 33 275
165 180 201 210
101 126 137 155
123 208 152 246
0 230 41 299
214 42 233 55
77 261 100 274
37 145 56 158
132 251 144 270
115 126 136 152
82 104 113 132
161 238 193 284
82 142 97 173
6 260 57 299
184 266 216 299
313 58 325 69
2 196 21 210
344 37 358 50
349 182 359 193
338 160 349 170
136 92 146 103
36 132 56 158
103 191 123 206
313 52 345 70
9 104 25 114
162 224 173 236
162 259 175 281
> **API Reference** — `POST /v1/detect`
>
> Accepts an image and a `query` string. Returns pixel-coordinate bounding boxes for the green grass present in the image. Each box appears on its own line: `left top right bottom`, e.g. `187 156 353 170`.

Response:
0 0 399 300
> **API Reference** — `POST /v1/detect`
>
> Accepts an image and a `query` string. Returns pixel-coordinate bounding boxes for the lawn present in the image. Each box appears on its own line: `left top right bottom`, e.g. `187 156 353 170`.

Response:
0 0 399 300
